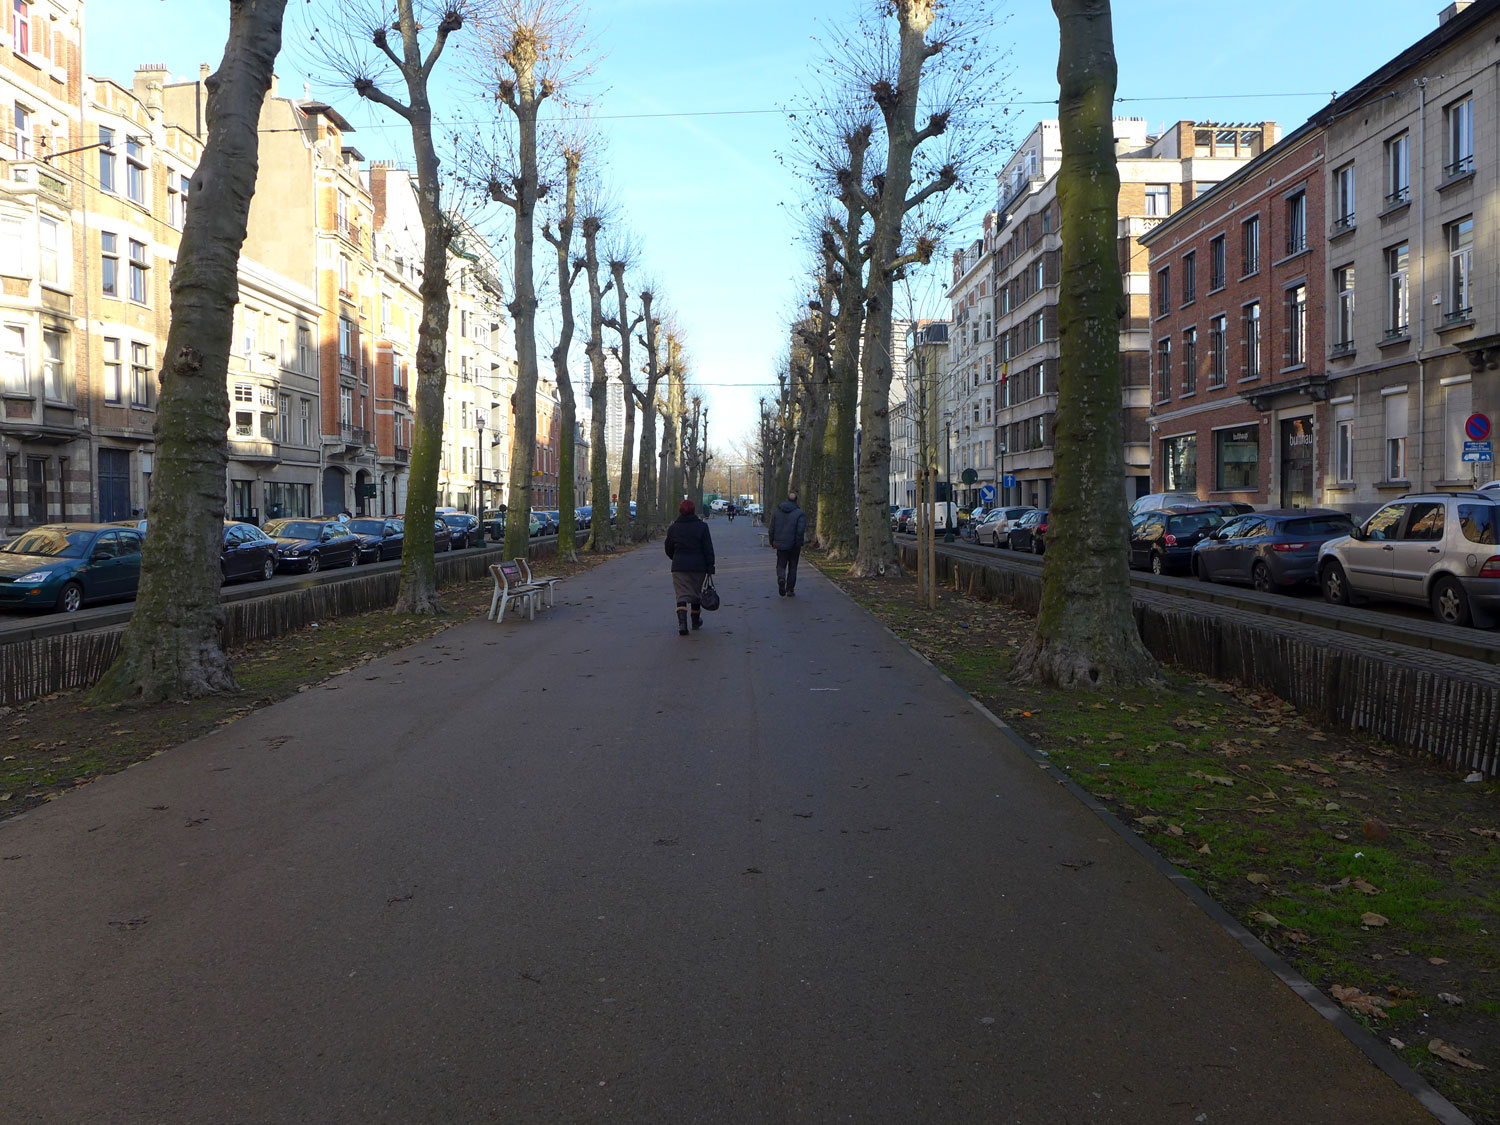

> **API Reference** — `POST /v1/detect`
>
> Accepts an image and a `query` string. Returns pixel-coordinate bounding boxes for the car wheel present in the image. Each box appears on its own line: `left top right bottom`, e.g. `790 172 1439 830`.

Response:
1320 560 1350 606
350 548 362 566
260 556 276 581
1150 551 1165 576
56 581 83 613
1251 561 1274 594
306 553 321 574
1431 576 1473 627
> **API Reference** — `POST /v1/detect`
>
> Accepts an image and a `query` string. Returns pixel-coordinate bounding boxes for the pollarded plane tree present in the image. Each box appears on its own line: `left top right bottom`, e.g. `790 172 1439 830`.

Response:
540 131 588 562
303 0 471 614
579 195 616 552
786 232 838 540
604 238 645 543
632 288 669 540
1012 0 1157 689
93 0 291 703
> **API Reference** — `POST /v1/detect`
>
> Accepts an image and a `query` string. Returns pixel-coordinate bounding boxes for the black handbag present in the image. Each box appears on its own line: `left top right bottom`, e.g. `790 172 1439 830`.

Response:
700 576 721 611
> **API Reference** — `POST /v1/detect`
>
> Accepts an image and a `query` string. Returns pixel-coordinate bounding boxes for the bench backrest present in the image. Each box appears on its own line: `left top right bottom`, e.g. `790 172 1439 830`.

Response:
493 561 526 589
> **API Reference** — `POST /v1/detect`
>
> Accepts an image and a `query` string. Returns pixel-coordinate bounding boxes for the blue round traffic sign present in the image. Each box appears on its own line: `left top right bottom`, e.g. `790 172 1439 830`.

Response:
1466 413 1491 441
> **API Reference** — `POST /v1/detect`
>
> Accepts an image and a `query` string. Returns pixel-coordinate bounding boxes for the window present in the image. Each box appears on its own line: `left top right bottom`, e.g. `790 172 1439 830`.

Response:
1386 243 1409 337
1208 235 1225 291
1406 502 1445 541
12 102 31 160
1244 302 1261 379
2 325 26 393
277 394 289 443
1333 164 1356 232
126 136 148 205
1385 133 1410 206
339 317 355 375
1161 433 1197 491
11 0 29 54
1156 338 1171 400
1334 401 1354 483
259 408 275 440
234 410 253 437
1334 267 1355 349
98 127 116 193
339 385 353 427
1285 191 1306 255
1144 184 1170 216
299 398 311 445
0 216 21 273
38 216 60 285
1287 285 1307 366
338 255 350 295
1384 390 1408 481
1241 214 1260 275
1447 216 1473 321
1459 504 1498 546
233 382 254 403
1182 326 1197 395
1156 267 1170 318
42 328 63 400
297 324 311 373
1208 315 1227 388
1181 252 1196 305
1445 95 1474 177
101 232 119 296
128 239 149 304
130 343 152 406
102 337 122 403
1215 426 1259 491
167 174 189 228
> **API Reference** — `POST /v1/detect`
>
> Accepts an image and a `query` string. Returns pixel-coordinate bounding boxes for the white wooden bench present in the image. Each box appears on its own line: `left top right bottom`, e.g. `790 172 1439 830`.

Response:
488 561 544 622
759 531 771 548
515 557 562 608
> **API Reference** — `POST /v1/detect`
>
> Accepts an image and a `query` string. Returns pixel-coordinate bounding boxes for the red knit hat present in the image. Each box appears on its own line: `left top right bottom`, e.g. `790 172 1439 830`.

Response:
679 499 695 514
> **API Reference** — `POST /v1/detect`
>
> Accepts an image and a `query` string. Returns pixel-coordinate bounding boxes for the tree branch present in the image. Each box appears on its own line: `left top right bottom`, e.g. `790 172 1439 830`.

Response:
903 165 958 213
352 77 412 122
422 10 463 80
914 110 951 146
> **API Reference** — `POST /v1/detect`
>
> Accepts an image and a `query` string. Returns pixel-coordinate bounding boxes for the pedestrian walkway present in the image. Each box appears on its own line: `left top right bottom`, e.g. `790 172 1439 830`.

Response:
0 521 1436 1123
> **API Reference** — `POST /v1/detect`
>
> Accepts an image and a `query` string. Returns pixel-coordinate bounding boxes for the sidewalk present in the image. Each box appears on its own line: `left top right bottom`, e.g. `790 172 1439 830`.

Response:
0 520 1437 1123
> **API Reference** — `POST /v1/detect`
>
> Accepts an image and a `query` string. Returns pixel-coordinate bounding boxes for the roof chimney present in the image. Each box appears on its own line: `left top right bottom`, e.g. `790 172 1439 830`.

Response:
1439 1 1473 24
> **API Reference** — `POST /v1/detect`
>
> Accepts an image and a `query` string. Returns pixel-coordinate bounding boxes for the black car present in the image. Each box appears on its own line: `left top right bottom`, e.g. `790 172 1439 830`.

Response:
576 506 592 531
536 510 560 536
346 517 405 562
1193 509 1354 592
1007 509 1049 554
442 512 481 549
483 509 507 539
892 506 916 533
264 517 362 573
220 521 279 582
1129 507 1224 574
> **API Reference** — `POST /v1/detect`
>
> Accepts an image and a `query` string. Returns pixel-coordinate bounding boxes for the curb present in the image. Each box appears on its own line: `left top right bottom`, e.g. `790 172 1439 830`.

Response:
813 563 1472 1125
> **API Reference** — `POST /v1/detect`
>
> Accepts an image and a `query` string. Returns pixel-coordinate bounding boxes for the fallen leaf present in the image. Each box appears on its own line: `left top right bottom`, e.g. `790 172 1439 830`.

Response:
1294 759 1331 774
1246 873 1272 886
1386 985 1419 1001
1362 911 1389 927
1428 1039 1486 1071
1286 930 1312 944
1197 843 1212 855
1188 770 1235 786
1251 911 1281 928
1389 1037 1406 1050
1165 824 1184 837
1470 828 1500 841
1429 957 1449 966
1352 878 1379 895
1331 984 1393 1018
1437 992 1464 1006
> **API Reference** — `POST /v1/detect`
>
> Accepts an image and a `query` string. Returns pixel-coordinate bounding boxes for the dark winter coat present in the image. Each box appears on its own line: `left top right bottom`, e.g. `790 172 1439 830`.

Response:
768 500 807 551
664 513 715 574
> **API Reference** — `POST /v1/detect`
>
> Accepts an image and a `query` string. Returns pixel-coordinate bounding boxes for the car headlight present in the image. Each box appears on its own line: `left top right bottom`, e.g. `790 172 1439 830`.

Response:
15 569 55 583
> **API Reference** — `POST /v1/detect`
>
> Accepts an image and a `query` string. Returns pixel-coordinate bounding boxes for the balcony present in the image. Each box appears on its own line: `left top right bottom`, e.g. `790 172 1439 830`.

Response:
394 446 410 464
338 354 356 379
336 214 361 245
393 385 408 404
1329 339 1356 359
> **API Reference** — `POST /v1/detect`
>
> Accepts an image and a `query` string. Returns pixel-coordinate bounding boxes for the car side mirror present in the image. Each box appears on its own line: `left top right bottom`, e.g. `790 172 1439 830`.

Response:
1349 526 1365 541
91 549 110 562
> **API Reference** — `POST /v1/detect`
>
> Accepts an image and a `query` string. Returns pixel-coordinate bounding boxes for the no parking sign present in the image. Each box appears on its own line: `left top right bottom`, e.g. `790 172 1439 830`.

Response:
1466 413 1491 441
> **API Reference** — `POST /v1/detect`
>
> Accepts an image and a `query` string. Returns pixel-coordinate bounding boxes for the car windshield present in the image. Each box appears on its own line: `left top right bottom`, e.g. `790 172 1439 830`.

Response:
267 520 323 540
1284 516 1353 537
1458 504 1498 546
1 528 92 557
347 519 385 535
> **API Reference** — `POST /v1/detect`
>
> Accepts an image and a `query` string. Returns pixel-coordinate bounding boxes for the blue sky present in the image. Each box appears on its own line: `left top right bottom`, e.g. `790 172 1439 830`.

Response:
91 0 1452 450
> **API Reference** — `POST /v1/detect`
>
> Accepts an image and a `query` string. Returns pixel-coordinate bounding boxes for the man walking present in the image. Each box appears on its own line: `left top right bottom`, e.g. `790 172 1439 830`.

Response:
769 490 807 597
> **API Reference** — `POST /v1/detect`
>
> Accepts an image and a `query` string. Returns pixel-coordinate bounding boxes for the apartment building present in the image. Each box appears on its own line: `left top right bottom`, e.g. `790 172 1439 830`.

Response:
944 217 997 509
991 118 1278 509
1140 122 1324 507
441 224 512 513
0 0 83 530
899 319 950 507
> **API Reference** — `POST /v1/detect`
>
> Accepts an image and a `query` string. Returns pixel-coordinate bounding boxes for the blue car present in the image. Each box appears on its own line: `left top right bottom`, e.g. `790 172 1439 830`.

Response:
0 524 144 613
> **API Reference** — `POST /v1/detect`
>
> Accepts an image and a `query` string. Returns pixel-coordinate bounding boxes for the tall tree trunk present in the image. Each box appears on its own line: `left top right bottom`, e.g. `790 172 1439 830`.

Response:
609 261 639 543
544 149 582 562
633 295 664 539
1014 0 1157 688
583 218 615 552
93 0 289 703
494 29 545 560
660 338 683 516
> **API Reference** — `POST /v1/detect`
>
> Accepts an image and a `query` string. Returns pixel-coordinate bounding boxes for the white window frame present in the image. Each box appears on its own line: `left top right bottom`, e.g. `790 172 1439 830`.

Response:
1447 216 1473 321
1333 163 1356 231
2 324 27 394
1386 243 1409 336
1445 95 1474 178
1385 133 1410 206
1334 266 1355 347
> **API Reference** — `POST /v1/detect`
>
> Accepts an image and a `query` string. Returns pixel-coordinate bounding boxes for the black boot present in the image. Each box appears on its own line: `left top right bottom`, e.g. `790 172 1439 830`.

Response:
691 611 703 630
677 608 689 635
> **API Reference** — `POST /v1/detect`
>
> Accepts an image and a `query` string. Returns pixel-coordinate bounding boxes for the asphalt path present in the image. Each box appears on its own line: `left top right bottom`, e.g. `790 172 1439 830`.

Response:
0 520 1436 1123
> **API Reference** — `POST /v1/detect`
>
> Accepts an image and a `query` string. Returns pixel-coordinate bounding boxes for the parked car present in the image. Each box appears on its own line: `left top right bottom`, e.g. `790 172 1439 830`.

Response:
892 506 915 532
978 506 1036 548
965 506 988 529
431 517 454 552
1318 491 1500 627
0 524 144 613
1007 508 1049 554
1129 507 1224 574
442 512 481 549
1480 480 1499 495
576 505 592 531
483 509 507 539
1129 492 1202 518
1166 500 1255 519
264 517 362 573
219 521 280 582
1192 508 1354 592
346 517 405 562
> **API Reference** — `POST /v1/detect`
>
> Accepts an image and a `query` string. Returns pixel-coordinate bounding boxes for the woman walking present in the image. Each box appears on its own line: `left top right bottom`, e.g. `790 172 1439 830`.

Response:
664 499 715 635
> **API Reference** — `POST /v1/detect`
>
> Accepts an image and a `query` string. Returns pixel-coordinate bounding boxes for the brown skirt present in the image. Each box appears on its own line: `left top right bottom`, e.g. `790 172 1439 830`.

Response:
672 570 706 605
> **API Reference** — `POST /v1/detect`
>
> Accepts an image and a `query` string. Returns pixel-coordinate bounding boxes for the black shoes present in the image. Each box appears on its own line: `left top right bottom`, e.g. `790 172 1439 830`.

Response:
786 588 796 597
691 613 703 630
677 609 689 636
778 578 786 597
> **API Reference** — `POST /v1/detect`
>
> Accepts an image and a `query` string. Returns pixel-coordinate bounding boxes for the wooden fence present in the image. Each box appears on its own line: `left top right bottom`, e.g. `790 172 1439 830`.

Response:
898 543 1499 778
0 541 555 708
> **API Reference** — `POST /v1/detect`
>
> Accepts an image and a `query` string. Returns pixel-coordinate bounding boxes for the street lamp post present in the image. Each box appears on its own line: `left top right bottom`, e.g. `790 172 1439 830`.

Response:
475 408 485 546
943 409 954 543
999 440 1007 507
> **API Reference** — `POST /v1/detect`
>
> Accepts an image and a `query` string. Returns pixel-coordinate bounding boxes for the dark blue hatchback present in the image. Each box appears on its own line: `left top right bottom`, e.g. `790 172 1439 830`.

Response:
1193 508 1354 592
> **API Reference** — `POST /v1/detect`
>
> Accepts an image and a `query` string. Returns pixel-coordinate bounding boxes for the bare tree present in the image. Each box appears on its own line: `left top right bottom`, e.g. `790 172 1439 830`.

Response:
541 138 585 561
580 204 616 552
1013 0 1157 688
306 0 468 613
94 0 290 703
632 289 667 539
605 242 644 542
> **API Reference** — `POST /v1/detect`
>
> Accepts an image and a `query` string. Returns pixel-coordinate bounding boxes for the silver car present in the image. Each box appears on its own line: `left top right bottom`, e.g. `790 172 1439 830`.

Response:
1317 492 1500 628
978 506 1036 548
